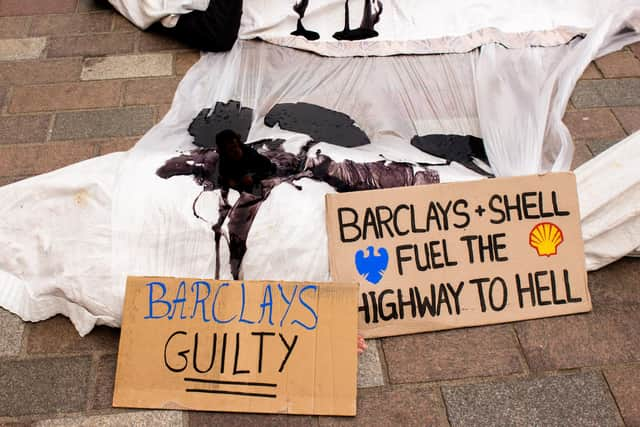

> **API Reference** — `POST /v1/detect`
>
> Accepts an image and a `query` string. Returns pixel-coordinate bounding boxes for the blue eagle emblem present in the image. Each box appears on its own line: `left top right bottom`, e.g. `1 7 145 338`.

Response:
355 246 389 285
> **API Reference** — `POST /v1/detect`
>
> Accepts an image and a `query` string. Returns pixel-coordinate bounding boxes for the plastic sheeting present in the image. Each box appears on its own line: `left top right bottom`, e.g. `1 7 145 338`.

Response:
1 6 639 335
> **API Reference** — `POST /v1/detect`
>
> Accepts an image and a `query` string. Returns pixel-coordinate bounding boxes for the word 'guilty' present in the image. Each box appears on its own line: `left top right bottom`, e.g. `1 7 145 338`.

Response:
164 330 298 376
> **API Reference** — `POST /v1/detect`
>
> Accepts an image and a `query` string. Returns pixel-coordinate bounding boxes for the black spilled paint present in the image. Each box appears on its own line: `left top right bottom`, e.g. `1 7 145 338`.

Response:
411 134 493 177
156 102 498 280
333 0 383 41
189 101 254 148
291 0 320 40
265 102 370 147
289 0 383 42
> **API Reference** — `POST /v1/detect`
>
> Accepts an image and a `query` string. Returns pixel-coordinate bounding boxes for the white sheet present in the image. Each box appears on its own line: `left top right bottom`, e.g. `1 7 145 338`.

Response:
1 5 639 335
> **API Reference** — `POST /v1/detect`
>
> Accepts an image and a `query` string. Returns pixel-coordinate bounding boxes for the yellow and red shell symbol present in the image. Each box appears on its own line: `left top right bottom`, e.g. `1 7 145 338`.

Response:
529 222 564 257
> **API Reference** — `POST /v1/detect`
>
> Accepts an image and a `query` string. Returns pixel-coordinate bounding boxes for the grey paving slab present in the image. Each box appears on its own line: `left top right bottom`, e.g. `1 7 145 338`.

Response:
604 364 640 427
51 107 155 140
0 308 23 357
442 372 621 427
34 411 184 426
382 325 523 383
572 78 640 108
189 412 317 427
357 339 384 388
0 356 91 416
319 383 448 427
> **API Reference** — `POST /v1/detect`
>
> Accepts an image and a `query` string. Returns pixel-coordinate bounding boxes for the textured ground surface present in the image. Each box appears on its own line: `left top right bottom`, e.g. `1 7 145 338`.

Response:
1 1 639 425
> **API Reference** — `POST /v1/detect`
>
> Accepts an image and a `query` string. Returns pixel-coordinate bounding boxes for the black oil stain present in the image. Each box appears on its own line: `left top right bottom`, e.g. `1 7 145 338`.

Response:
333 0 383 41
264 102 370 148
189 101 254 148
291 0 320 41
157 106 439 279
410 134 493 177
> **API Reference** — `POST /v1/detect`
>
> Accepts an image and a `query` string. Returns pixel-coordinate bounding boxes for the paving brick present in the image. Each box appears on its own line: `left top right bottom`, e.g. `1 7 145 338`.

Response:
382 325 523 383
190 412 317 427
0 58 82 85
0 16 31 39
580 62 602 80
77 0 113 12
31 13 113 37
0 176 29 186
0 142 97 176
596 50 640 78
47 33 135 58
26 315 119 354
357 339 385 388
9 81 122 113
175 51 200 75
0 114 51 145
156 103 172 122
81 53 173 80
90 354 117 410
0 308 23 357
612 106 640 134
0 85 6 109
319 384 448 427
139 30 190 52
572 79 640 108
0 37 46 61
604 365 640 427
0 0 77 16
0 356 91 416
123 77 179 105
442 372 620 427
97 137 137 154
571 141 593 169
34 411 184 426
52 107 155 140
564 109 626 141
112 14 138 32
632 42 640 61
515 310 640 371
587 258 640 311
586 139 622 157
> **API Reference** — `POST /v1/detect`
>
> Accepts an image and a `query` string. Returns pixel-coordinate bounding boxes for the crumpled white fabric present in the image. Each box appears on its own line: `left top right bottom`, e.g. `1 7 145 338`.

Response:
0 5 639 335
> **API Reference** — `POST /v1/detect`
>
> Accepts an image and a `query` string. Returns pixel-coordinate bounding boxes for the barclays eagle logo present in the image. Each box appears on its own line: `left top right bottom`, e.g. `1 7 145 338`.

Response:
355 246 389 285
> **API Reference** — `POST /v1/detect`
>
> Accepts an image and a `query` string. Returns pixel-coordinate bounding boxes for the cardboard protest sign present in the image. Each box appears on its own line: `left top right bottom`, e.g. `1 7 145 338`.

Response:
113 278 358 416
326 172 591 338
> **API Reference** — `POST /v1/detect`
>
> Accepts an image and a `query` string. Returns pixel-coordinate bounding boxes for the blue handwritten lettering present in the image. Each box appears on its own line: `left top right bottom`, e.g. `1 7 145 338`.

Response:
258 284 274 326
211 282 237 324
144 281 171 319
292 285 318 330
190 280 211 322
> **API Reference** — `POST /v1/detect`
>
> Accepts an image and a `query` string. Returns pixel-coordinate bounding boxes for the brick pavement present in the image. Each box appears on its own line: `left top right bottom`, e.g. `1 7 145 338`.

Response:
0 1 639 425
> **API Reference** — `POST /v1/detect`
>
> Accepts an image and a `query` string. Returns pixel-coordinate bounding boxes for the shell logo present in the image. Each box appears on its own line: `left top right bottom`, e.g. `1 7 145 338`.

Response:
529 222 564 257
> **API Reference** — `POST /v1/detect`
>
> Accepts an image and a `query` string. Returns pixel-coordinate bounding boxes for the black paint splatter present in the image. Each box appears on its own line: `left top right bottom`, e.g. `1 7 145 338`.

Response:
291 0 320 41
189 101 253 148
157 137 439 279
411 134 492 177
333 0 383 41
265 102 370 148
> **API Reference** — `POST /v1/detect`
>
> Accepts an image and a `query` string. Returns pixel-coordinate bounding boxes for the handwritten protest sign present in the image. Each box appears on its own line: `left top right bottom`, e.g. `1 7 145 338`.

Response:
113 278 358 416
326 172 591 338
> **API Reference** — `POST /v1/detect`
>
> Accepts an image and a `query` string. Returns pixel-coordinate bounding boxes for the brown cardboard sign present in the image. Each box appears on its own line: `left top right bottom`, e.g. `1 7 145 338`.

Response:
326 172 591 338
113 278 358 416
